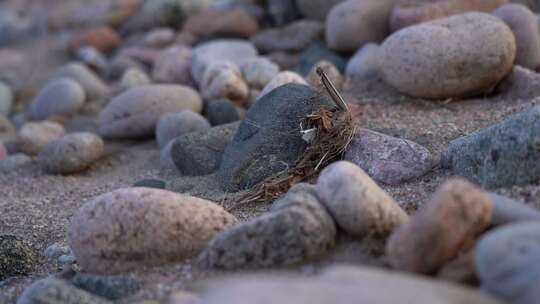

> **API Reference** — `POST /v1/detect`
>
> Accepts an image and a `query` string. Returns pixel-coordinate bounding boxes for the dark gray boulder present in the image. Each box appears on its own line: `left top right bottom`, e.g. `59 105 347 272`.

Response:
218 84 335 192
442 106 540 189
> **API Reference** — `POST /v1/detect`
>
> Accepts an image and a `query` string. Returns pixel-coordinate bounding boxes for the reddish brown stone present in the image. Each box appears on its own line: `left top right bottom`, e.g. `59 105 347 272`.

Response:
184 9 259 39
70 26 121 53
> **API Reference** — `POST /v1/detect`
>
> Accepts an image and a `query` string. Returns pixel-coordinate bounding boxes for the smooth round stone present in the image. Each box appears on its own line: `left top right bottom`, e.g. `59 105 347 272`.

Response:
152 46 194 86
76 46 108 74
259 71 308 99
489 193 540 226
29 78 86 120
475 222 540 301
184 8 259 39
252 20 324 53
54 62 109 101
155 111 211 148
0 235 37 281
494 3 540 70
241 57 280 90
133 179 166 189
17 121 65 155
120 68 151 90
0 153 32 173
297 0 344 20
106 55 147 81
200 62 249 103
38 132 104 174
206 99 240 126
99 84 203 139
69 187 238 274
0 81 13 116
387 179 493 275
379 12 516 99
43 243 70 260
325 0 396 52
316 161 408 236
345 43 381 81
141 27 175 48
298 42 347 75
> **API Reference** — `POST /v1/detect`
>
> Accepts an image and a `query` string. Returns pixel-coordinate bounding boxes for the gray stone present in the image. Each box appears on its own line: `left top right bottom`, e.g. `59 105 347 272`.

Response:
16 277 111 304
298 43 347 75
499 66 540 99
344 128 436 185
58 255 76 265
240 57 280 90
156 111 211 148
72 273 140 300
489 193 540 226
258 71 307 99
29 78 86 120
252 20 323 53
0 153 32 173
0 235 36 281
218 84 334 192
266 0 299 26
120 68 151 91
43 243 70 260
206 99 240 126
199 185 336 269
54 62 109 102
0 81 13 116
442 106 540 189
297 0 344 21
76 47 108 74
345 43 380 81
171 122 238 175
475 222 540 302
152 46 194 86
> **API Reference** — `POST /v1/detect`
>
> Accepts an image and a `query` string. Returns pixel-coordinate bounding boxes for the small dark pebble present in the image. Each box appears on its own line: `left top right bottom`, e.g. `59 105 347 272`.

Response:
71 273 140 300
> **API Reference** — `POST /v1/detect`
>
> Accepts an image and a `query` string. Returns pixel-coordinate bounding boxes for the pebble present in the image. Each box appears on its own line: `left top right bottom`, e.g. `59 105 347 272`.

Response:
76 47 108 74
200 62 249 103
171 122 239 175
379 13 516 99
28 78 86 120
390 0 508 32
133 179 166 189
120 68 151 90
0 234 37 281
298 42 347 75
489 193 540 226
69 188 237 274
0 153 32 173
69 26 121 53
199 184 336 269
184 8 259 39
156 111 211 148
252 20 324 53
494 3 540 70
16 277 111 304
219 84 333 192
266 0 299 26
17 121 65 155
240 57 280 90
316 161 408 236
344 128 435 185
191 39 258 84
442 106 540 189
387 179 493 274
152 46 194 86
0 81 13 116
267 51 301 71
325 0 395 52
54 62 109 101
98 84 203 139
259 71 307 99
141 27 175 49
306 61 344 92
58 254 76 265
43 243 71 260
206 99 240 126
106 55 147 81
499 65 540 99
345 43 380 81
297 0 344 21
475 222 540 302
38 132 104 174
72 273 140 300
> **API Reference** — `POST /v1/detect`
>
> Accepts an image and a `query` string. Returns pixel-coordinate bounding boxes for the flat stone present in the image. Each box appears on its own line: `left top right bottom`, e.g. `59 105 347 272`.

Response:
16 277 111 304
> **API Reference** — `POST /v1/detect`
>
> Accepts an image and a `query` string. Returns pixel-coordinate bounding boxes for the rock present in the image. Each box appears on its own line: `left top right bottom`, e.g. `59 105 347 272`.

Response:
0 81 13 116
38 132 104 174
0 114 15 142
494 3 540 70
199 184 336 269
316 161 408 236
200 62 249 103
0 235 36 280
266 0 299 26
106 55 147 81
133 179 167 189
326 0 396 52
152 46 194 86
43 243 70 260
171 122 239 175
200 265 504 304
437 250 478 285
184 8 259 39
72 273 140 300
259 71 307 99
58 254 76 265
498 66 540 99
240 57 280 90
387 179 493 274
0 153 32 173
390 0 509 32
120 68 151 90
156 111 211 148
489 193 540 226
17 121 65 155
297 0 344 21
0 142 6 160
99 84 203 139
298 42 347 75
160 140 176 169
379 13 516 99
218 84 333 192
141 27 175 49
306 61 344 91
475 222 540 302
28 78 86 120
76 47 108 74
168 291 202 304
16 277 111 304
344 128 435 185
54 62 109 101
69 187 238 274
206 99 240 126
442 106 540 189
345 43 380 81
191 39 258 84
266 51 301 70
252 20 324 53
70 26 121 53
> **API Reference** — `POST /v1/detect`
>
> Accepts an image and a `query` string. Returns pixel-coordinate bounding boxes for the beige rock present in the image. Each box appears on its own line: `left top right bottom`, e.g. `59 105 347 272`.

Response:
306 61 344 91
241 58 280 90
259 71 308 99
200 62 249 102
152 46 194 86
69 187 238 274
17 121 65 155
